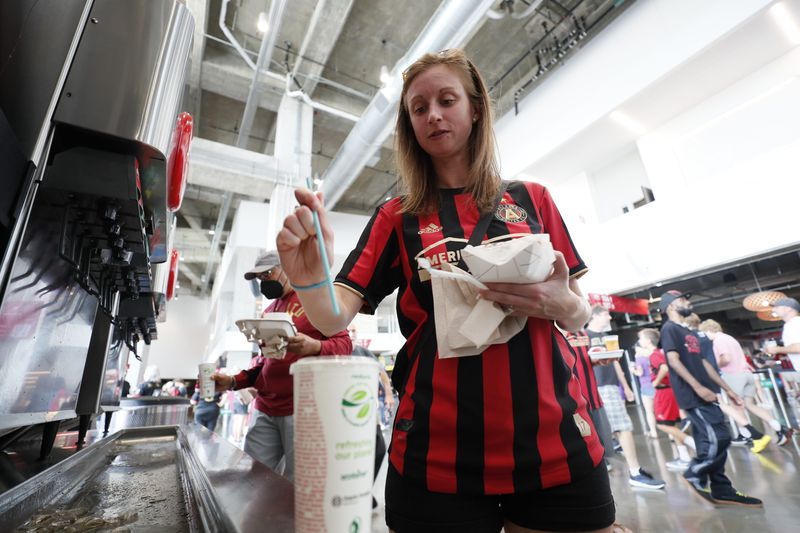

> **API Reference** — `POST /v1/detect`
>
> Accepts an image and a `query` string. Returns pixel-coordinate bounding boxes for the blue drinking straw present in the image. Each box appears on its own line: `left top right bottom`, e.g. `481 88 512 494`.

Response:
305 177 340 316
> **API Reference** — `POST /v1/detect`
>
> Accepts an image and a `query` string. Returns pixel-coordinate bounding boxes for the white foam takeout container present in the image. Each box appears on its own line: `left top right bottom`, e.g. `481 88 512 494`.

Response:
235 312 297 342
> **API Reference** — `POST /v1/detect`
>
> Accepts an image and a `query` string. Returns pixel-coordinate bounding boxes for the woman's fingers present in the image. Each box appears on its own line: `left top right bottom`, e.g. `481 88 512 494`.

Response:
276 227 301 249
295 187 321 210
549 251 569 281
284 212 310 240
313 191 334 242
480 289 532 313
294 205 316 236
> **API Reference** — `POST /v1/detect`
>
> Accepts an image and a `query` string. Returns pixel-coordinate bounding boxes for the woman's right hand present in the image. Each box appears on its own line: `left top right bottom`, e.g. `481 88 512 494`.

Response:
211 373 233 392
276 188 335 287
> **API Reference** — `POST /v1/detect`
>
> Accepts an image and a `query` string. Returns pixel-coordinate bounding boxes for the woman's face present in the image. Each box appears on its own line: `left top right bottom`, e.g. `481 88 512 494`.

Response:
405 64 476 164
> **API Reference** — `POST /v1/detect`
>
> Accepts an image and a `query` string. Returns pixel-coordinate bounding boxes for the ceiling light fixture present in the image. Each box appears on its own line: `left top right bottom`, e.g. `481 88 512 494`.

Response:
770 2 800 45
742 264 786 312
609 110 647 136
379 65 392 85
743 291 786 312
257 12 269 33
208 229 215 236
756 309 782 322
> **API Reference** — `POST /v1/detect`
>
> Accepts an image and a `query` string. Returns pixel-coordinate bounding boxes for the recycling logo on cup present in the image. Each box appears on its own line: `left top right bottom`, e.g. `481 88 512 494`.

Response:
341 384 373 426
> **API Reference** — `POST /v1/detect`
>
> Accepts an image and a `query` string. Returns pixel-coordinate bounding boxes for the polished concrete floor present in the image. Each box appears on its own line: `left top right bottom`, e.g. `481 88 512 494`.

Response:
370 405 800 533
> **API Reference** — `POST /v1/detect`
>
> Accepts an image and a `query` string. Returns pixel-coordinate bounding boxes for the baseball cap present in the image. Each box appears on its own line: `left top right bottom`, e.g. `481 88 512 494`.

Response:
658 290 692 313
772 297 800 312
243 250 280 280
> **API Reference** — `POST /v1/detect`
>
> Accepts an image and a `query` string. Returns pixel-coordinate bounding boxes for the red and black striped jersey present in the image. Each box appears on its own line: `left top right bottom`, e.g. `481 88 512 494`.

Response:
566 330 603 411
335 181 603 495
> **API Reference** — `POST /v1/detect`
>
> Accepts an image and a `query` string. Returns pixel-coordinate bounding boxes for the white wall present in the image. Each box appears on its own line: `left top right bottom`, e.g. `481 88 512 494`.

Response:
558 46 800 294
588 148 651 223
495 0 773 179
494 0 800 295
146 294 213 378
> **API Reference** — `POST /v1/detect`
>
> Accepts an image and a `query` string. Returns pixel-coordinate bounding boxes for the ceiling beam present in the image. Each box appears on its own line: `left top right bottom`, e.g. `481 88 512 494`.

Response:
291 0 356 97
179 262 204 289
178 200 212 244
200 53 369 140
200 56 285 112
188 138 283 199
174 227 223 263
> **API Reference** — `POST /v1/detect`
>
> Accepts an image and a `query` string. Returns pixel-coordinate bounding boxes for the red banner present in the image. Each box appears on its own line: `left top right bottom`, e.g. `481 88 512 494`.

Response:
588 294 650 316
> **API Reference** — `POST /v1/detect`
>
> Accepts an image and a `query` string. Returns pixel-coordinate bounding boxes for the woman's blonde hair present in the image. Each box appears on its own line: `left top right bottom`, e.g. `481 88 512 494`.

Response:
395 49 500 215
699 319 723 334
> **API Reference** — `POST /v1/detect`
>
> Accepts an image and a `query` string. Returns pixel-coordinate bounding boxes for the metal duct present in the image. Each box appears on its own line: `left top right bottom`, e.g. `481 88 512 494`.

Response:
319 0 496 209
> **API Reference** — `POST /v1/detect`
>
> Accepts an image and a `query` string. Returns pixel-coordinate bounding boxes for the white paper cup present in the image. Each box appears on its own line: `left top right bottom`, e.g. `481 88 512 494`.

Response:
198 363 215 401
291 356 379 533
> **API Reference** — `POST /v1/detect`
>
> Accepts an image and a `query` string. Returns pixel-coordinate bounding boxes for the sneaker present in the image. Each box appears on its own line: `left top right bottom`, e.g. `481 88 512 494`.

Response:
776 428 791 446
682 476 715 504
712 491 763 507
665 459 691 472
679 418 692 433
750 434 771 454
613 439 623 453
605 460 613 472
730 435 751 447
629 468 665 489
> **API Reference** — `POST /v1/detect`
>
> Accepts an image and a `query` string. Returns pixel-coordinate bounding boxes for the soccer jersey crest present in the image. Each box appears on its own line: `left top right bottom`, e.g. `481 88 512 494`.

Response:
495 202 527 223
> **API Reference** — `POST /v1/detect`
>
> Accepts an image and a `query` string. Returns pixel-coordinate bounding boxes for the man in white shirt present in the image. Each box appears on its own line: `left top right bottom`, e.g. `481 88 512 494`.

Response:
766 297 800 399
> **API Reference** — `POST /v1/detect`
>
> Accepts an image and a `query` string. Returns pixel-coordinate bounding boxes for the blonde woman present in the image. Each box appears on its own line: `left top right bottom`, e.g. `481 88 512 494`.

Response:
278 49 621 533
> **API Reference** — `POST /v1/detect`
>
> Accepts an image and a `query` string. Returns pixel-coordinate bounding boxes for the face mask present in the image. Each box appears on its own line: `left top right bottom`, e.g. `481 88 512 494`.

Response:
676 306 693 318
260 279 284 299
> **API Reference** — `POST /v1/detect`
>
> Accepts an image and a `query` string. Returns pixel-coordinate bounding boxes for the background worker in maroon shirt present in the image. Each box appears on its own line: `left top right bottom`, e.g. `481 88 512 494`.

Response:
212 251 351 481
277 49 625 533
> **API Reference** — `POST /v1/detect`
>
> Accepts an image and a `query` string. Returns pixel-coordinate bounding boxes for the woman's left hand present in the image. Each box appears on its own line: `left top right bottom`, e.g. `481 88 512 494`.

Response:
479 251 582 324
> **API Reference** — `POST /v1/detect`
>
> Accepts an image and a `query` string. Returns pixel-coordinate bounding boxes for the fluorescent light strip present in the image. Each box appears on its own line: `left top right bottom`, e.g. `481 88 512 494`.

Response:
682 76 797 140
609 110 647 136
770 2 800 45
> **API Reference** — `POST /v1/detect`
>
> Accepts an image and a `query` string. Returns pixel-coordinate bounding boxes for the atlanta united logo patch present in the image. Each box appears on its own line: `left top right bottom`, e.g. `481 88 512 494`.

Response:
495 203 528 223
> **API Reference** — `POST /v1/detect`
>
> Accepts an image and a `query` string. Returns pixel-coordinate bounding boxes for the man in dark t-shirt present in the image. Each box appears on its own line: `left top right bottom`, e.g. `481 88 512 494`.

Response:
659 290 761 507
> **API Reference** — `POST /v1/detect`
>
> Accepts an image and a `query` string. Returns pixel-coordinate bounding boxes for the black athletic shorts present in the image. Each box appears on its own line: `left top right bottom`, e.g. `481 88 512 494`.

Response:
385 462 615 533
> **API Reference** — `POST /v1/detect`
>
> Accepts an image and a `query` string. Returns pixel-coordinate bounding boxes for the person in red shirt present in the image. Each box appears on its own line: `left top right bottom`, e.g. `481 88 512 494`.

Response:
277 49 620 533
212 251 352 481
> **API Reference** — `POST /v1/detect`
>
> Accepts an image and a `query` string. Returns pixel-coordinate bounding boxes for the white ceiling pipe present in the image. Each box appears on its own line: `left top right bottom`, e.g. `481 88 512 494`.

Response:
285 74 359 123
319 0 497 209
217 0 361 125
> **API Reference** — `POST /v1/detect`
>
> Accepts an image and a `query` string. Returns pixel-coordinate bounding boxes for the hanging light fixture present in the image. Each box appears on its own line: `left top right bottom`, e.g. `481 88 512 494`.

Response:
742 264 786 312
756 309 782 322
744 291 786 312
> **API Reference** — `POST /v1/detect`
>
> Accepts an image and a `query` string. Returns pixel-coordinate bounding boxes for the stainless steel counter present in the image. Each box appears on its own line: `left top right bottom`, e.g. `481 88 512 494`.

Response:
0 424 294 532
101 396 193 433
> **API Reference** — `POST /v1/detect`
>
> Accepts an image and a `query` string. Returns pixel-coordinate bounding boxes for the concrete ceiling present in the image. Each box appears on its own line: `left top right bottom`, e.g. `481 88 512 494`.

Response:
177 0 633 291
